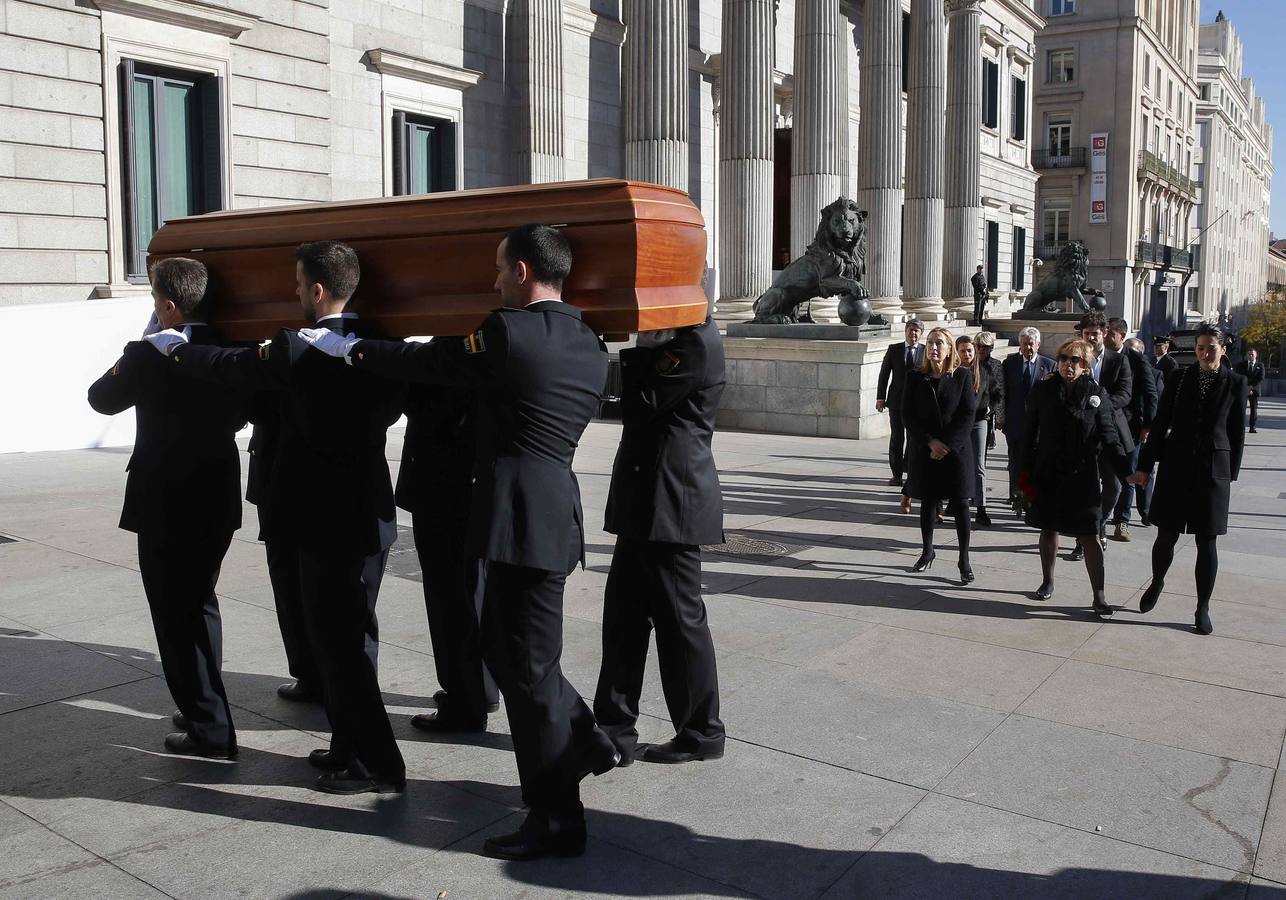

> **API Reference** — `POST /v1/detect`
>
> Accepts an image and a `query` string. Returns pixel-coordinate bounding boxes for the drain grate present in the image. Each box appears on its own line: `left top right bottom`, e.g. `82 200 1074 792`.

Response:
702 533 793 558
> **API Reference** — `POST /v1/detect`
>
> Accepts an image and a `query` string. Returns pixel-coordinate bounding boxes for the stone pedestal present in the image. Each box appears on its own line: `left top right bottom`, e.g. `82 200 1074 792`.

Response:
718 328 898 439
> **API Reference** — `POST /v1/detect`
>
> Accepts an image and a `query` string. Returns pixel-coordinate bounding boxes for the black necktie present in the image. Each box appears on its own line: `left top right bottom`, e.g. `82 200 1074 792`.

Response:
1025 361 1034 389
905 345 914 369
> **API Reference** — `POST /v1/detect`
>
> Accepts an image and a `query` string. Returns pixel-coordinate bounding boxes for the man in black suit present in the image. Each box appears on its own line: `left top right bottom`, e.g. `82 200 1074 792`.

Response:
1153 334 1180 381
1071 311 1133 559
145 242 407 795
876 318 925 486
997 325 1055 501
594 317 726 767
398 384 499 732
1236 348 1265 433
1105 320 1158 542
971 265 989 325
88 258 245 759
300 224 618 861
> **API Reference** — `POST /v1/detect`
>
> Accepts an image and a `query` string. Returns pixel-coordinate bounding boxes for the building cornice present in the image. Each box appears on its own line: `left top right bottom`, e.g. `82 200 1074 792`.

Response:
992 0 1047 34
77 0 258 37
363 50 483 90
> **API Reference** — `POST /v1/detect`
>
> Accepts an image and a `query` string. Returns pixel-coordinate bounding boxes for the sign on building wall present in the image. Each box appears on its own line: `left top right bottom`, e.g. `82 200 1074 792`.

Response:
1089 133 1109 224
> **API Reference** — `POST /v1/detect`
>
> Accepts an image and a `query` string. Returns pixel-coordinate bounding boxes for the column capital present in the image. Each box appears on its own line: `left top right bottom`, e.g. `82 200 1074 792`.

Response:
945 0 982 17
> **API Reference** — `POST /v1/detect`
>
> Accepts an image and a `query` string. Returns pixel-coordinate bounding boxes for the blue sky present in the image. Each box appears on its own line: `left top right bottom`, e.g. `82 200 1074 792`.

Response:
1198 1 1286 237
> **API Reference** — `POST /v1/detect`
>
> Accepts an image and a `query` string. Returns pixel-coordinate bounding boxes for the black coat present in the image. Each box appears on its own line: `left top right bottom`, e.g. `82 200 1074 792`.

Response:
1021 374 1129 536
244 391 284 541
1139 366 1247 536
87 326 246 540
902 367 977 502
876 342 924 413
395 380 477 533
1155 353 1180 382
349 300 608 574
1094 347 1135 454
166 316 406 555
976 356 1004 421
1122 346 1159 437
605 317 725 546
999 352 1055 433
1235 358 1266 393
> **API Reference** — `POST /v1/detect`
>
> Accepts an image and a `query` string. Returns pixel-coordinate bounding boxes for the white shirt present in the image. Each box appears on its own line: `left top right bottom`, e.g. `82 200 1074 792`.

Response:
1090 351 1103 383
316 312 359 326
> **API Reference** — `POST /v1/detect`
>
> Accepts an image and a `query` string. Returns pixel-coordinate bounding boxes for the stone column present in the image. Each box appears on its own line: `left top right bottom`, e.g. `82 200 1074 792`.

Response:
510 0 565 183
718 0 775 312
623 0 688 189
790 0 849 259
902 0 948 319
943 0 982 318
857 0 904 321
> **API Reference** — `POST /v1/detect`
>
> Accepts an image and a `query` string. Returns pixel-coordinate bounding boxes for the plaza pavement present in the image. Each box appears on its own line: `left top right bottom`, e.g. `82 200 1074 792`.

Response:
1 399 1285 900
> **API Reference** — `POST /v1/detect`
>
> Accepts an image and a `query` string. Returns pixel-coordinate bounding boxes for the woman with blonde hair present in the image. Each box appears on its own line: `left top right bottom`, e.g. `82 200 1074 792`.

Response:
902 327 978 583
1019 338 1130 618
956 333 1002 527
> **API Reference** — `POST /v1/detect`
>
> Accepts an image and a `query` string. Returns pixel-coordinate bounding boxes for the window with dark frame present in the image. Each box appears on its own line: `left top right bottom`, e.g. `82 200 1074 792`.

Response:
1012 225 1026 290
985 220 1000 290
1010 76 1027 140
392 111 457 196
120 60 223 283
982 59 999 129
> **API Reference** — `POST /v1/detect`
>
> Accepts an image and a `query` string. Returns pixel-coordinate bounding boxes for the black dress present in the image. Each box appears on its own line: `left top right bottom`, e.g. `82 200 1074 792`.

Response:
1139 365 1247 536
1021 373 1129 536
902 367 977 503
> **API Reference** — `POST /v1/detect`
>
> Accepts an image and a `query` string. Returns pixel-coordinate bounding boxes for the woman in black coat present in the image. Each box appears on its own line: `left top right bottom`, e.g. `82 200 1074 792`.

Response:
1130 324 1247 635
903 327 978 583
1020 339 1130 618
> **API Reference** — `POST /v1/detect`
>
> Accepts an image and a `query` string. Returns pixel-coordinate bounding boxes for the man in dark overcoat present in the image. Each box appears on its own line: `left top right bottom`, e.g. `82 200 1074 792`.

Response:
876 318 925 486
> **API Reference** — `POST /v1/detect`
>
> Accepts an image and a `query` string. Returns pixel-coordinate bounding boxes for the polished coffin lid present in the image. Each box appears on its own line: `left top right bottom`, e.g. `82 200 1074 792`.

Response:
147 178 710 339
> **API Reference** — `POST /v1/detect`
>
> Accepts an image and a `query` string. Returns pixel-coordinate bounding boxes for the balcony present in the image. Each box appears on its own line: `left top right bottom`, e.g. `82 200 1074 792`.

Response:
1136 240 1195 272
1032 147 1086 169
1035 240 1072 260
1136 150 1198 198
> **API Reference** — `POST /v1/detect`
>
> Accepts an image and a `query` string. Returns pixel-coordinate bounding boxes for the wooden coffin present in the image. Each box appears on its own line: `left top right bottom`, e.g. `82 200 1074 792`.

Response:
146 179 710 340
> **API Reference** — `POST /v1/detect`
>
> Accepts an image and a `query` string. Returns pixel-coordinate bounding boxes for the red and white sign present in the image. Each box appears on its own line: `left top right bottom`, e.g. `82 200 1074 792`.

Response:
1089 132 1108 224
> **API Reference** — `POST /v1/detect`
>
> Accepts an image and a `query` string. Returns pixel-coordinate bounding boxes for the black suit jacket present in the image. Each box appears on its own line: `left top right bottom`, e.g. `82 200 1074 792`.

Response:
1122 346 1159 436
1155 353 1180 381
1235 359 1265 392
902 367 978 500
1000 352 1055 432
395 380 476 533
1094 347 1135 454
877 342 923 411
605 317 725 546
348 300 608 574
87 326 246 540
166 316 406 556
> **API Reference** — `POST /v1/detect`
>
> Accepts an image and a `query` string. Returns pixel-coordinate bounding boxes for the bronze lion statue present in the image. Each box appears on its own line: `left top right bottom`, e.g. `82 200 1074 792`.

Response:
1022 241 1107 314
751 197 871 325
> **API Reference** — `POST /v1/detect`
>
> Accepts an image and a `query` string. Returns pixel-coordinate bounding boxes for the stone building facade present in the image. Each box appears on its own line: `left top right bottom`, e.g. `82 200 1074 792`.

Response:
1192 12 1272 328
1031 0 1203 342
0 0 1041 451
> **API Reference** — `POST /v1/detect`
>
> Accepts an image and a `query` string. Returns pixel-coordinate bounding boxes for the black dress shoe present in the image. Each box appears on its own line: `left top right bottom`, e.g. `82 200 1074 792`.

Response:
958 564 975 585
432 690 500 715
974 509 992 528
888 475 903 487
911 551 935 573
172 710 189 731
1139 579 1163 613
574 743 622 782
1033 581 1054 601
642 739 725 764
614 743 646 768
1195 604 1213 635
410 711 487 733
1091 591 1114 620
164 732 236 759
1069 543 1085 562
483 824 586 861
277 681 320 703
308 748 350 771
314 768 405 795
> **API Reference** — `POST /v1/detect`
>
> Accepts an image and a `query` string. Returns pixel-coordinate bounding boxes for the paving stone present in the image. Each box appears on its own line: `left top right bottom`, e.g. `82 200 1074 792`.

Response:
0 618 150 714
1259 770 1286 885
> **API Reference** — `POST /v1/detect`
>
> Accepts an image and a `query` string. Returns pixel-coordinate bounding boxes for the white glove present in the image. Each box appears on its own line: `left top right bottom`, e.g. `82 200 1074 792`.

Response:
142 311 161 338
298 327 359 359
143 328 189 356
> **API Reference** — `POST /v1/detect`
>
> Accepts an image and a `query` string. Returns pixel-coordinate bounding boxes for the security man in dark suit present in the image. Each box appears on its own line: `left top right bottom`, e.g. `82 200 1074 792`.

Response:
593 317 726 767
88 258 245 759
144 242 407 795
998 325 1055 501
398 383 499 732
1153 334 1180 381
876 318 925 486
1105 319 1158 542
1236 348 1265 433
1071 311 1133 559
299 224 619 861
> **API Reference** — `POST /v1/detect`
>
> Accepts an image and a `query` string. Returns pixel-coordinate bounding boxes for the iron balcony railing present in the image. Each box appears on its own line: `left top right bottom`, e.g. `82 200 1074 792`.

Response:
1136 240 1195 271
1034 240 1071 260
1137 150 1198 197
1032 147 1087 169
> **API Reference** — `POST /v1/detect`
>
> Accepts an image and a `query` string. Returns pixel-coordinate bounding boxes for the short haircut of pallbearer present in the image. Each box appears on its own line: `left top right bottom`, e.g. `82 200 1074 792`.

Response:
1106 316 1129 337
1076 310 1107 332
296 241 361 301
503 223 573 289
149 257 209 318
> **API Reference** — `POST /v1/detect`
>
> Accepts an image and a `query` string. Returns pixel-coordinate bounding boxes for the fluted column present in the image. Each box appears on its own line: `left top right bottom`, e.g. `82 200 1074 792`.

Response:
510 0 565 183
718 0 775 308
902 0 948 319
943 0 982 318
857 0 904 321
624 0 688 189
790 0 849 259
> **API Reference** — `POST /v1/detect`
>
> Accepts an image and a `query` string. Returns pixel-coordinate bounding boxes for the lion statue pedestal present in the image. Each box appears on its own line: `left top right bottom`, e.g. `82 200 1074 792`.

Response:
1022 241 1108 314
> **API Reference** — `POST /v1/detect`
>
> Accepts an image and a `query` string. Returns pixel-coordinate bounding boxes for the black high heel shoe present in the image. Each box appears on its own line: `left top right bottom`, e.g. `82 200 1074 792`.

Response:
1139 579 1163 613
958 562 974 584
1091 589 1114 620
1033 581 1054 601
1195 602 1213 635
911 551 935 573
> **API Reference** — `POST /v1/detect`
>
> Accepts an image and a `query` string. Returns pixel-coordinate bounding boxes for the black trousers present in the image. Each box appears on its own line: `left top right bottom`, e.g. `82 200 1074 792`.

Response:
594 538 724 756
973 291 988 324
264 537 319 688
481 561 610 826
888 410 907 479
1248 392 1259 430
137 531 236 750
299 545 403 780
411 517 497 718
